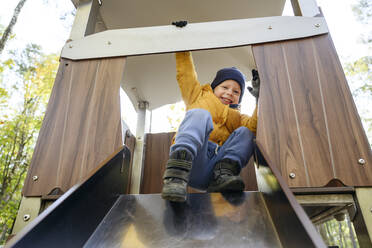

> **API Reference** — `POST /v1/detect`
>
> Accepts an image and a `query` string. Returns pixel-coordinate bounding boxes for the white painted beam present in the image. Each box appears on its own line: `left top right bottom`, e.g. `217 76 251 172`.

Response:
11 197 41 235
69 0 100 41
62 16 328 60
290 0 320 17
356 188 372 241
130 101 151 194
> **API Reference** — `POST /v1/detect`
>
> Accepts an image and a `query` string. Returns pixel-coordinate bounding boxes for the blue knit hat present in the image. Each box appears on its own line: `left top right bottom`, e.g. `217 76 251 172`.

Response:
211 67 245 103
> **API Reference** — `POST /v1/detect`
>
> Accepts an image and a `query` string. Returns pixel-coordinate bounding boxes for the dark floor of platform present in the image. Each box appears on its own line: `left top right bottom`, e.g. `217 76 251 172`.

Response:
84 192 282 248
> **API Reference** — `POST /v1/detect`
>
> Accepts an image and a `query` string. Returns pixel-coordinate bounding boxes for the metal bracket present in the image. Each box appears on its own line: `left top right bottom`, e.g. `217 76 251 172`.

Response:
138 101 149 110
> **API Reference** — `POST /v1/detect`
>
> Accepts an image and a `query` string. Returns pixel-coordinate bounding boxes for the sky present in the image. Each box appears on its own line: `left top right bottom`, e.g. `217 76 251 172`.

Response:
0 0 368 59
0 0 370 138
0 1 75 54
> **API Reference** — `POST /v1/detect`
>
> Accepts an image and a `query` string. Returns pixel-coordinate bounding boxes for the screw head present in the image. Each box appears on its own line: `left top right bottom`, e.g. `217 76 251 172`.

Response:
268 26 273 30
315 23 320 28
289 173 296 179
23 214 31 222
358 158 366 165
69 44 73 48
32 175 38 181
107 41 112 45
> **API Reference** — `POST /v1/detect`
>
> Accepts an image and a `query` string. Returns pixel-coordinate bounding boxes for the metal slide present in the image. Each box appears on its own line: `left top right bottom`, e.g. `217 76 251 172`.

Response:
7 145 326 248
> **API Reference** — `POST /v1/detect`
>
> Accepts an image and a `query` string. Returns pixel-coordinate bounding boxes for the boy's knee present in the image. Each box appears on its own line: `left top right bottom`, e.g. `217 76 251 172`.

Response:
186 109 212 123
235 127 254 140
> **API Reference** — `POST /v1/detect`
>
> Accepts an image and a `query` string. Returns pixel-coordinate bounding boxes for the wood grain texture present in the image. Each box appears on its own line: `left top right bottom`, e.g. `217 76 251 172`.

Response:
282 37 334 186
241 158 258 191
140 132 174 194
23 57 126 196
312 35 372 186
253 34 372 187
140 132 258 194
253 43 309 187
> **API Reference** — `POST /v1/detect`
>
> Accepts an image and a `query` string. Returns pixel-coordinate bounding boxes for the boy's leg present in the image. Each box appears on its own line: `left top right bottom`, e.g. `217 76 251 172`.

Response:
162 109 213 202
187 141 219 190
207 127 254 192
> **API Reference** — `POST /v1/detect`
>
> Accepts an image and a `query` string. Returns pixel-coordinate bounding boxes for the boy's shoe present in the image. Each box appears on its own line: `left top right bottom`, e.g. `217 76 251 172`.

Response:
161 150 193 202
207 159 245 192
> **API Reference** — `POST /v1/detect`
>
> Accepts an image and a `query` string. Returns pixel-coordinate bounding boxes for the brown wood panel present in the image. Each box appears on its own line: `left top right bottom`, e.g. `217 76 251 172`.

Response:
140 132 174 194
253 34 372 187
23 57 126 196
140 132 258 194
312 35 372 186
241 158 258 191
252 43 308 187
282 38 334 186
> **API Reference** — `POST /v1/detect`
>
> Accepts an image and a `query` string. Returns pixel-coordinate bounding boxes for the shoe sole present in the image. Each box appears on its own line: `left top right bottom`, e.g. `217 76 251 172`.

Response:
207 179 245 193
161 192 186 202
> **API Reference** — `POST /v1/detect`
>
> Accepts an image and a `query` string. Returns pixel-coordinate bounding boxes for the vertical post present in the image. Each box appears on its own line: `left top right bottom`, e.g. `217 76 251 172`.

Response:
69 0 100 41
130 101 151 194
354 188 372 246
11 197 41 237
290 0 320 17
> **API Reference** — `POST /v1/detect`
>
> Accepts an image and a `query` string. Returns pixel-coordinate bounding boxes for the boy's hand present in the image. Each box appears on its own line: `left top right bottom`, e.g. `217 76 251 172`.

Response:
172 20 188 28
248 69 260 99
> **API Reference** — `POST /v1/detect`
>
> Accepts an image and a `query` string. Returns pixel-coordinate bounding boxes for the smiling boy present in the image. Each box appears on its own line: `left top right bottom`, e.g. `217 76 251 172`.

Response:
161 51 259 202
213 79 241 105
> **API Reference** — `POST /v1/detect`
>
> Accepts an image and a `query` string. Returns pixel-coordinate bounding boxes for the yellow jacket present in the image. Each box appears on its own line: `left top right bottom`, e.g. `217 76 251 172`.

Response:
176 52 257 146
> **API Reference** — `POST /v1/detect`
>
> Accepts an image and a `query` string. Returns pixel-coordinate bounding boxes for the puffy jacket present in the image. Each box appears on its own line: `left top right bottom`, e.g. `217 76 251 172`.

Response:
176 51 257 146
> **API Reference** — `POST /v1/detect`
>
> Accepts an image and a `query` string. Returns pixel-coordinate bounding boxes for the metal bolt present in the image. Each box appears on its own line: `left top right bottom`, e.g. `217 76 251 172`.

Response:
268 26 273 30
23 214 31 222
69 44 73 48
289 173 296 179
358 158 366 165
32 175 38 181
315 23 320 28
107 41 111 45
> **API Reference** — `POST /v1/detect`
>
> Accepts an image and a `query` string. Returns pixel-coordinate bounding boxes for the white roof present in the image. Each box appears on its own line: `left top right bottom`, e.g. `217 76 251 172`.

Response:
70 0 286 110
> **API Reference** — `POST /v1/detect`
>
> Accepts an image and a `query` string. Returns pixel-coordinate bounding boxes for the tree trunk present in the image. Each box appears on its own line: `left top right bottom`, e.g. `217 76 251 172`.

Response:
318 224 330 245
338 221 344 248
346 214 358 248
0 223 8 244
326 221 336 245
0 0 28 55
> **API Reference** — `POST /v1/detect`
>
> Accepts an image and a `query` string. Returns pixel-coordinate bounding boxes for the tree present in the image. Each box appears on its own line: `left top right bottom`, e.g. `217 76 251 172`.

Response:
0 0 28 55
166 102 186 132
352 0 372 44
344 0 372 145
0 44 58 244
319 216 359 247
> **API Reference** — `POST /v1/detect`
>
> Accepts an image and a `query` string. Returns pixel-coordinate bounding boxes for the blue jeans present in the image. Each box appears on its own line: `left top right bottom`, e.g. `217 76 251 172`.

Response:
170 109 254 190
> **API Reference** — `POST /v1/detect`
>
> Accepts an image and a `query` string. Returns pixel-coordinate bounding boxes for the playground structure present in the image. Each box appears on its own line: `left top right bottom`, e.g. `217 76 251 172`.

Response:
7 0 372 247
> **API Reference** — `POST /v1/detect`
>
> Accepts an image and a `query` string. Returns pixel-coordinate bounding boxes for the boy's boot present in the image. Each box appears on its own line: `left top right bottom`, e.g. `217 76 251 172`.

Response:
161 150 193 202
207 159 245 192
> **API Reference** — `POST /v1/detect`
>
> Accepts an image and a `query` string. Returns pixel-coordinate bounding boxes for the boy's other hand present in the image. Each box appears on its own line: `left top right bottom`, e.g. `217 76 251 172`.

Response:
248 69 260 99
172 20 188 28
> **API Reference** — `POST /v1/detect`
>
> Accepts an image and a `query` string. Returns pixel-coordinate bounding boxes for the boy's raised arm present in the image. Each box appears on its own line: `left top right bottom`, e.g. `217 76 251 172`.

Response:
176 51 202 105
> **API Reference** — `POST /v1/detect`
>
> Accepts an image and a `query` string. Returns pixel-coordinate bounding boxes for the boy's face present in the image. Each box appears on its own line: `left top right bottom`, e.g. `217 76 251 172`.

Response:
213 80 241 105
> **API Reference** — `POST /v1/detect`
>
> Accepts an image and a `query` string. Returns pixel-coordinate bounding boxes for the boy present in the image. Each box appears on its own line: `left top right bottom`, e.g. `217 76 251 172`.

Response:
161 51 260 202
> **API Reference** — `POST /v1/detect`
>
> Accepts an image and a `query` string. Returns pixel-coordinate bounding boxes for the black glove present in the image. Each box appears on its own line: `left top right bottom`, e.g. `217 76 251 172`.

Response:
247 69 260 100
172 20 188 28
